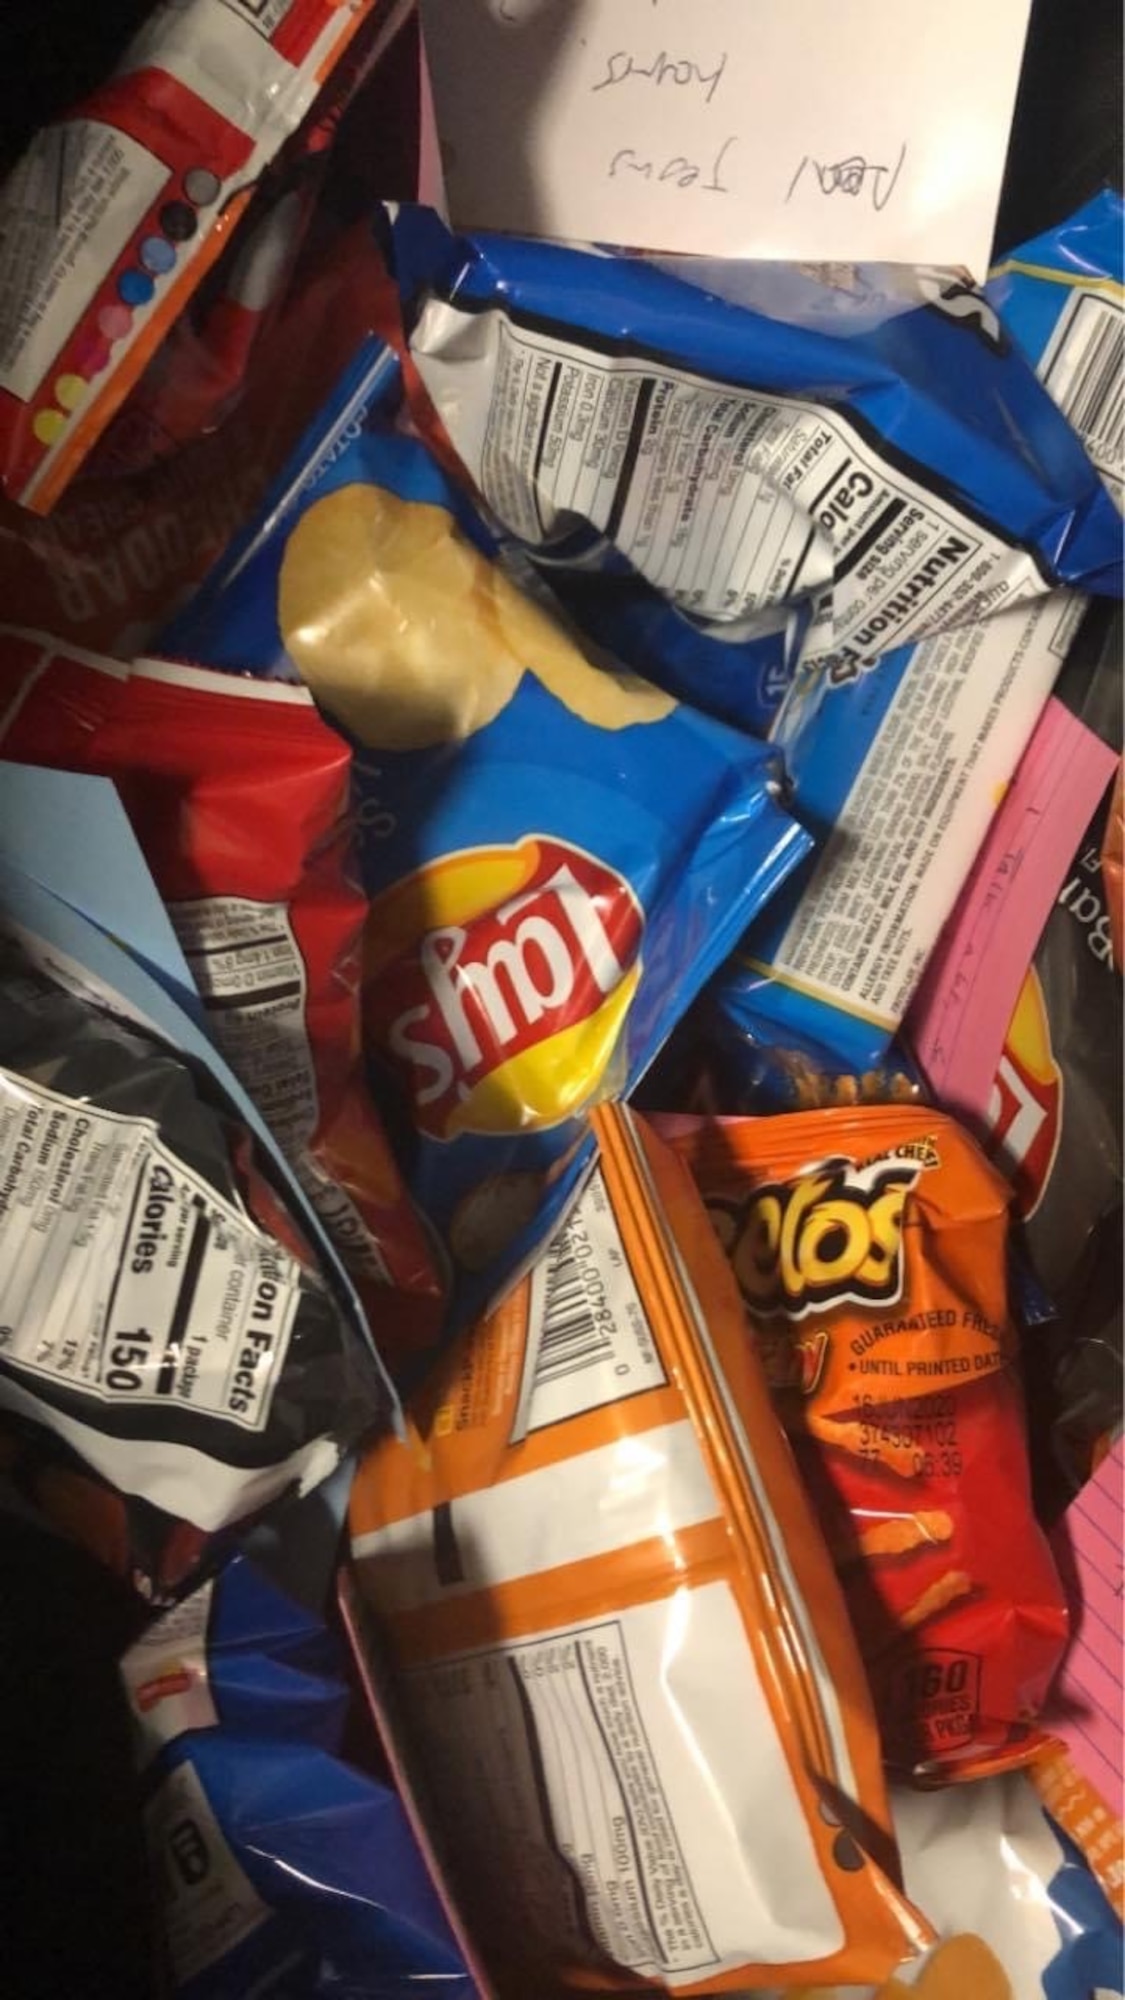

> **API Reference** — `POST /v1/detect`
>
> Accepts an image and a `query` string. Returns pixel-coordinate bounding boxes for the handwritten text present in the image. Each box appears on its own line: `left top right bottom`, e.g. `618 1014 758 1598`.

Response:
787 142 907 213
594 47 728 105
609 134 736 193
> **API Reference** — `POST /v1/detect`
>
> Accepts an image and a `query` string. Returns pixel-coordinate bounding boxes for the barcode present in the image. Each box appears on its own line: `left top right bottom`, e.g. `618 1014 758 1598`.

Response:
218 0 293 34
1046 295 1124 493
514 1170 665 1442
535 1235 613 1384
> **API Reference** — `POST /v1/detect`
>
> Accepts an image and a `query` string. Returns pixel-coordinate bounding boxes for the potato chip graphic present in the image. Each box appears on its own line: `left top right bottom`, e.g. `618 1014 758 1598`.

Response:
279 484 523 748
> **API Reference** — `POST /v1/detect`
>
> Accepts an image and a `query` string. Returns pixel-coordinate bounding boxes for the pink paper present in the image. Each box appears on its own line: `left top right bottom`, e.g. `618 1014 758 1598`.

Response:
1046 1441 1125 1817
908 698 1118 1120
416 20 448 215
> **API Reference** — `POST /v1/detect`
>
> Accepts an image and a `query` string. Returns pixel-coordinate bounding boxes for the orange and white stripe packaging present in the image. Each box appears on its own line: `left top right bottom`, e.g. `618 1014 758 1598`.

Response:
349 1104 929 1996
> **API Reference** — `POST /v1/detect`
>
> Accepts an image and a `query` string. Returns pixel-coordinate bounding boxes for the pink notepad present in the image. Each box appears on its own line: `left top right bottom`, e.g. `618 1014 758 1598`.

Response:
1046 1439 1125 1819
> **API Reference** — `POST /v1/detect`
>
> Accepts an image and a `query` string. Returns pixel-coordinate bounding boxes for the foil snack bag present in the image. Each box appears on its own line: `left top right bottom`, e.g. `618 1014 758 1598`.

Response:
986 188 1124 511
0 630 440 1345
710 191 1124 1078
350 1103 928 1995
384 203 1122 738
121 1555 475 1997
162 402 813 1328
659 1106 1069 1780
757 1767 1123 2000
0 918 390 1600
0 0 392 512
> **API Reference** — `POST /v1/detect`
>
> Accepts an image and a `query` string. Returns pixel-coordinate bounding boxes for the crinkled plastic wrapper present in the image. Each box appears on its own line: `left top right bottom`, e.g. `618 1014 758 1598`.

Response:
162 407 813 1332
659 1105 1069 1780
121 1556 476 1996
756 1764 1123 1999
0 937 388 1600
385 203 1122 739
711 190 1124 1080
0 0 393 512
0 630 441 1351
351 1103 929 1996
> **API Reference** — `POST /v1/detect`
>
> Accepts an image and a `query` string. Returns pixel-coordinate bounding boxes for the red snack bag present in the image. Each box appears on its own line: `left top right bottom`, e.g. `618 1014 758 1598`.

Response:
0 218 401 656
0 0 392 514
0 628 439 1342
86 174 321 483
657 1106 1069 1781
85 0 420 482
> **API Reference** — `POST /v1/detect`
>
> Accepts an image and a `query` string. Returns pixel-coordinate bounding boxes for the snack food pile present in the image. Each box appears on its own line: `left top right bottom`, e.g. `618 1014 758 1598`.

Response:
0 8 1119 1994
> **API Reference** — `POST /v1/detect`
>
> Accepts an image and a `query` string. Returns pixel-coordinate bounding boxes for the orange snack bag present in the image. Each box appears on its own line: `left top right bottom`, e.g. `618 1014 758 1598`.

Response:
658 1107 1069 1780
349 1103 928 1996
1030 1740 1125 1920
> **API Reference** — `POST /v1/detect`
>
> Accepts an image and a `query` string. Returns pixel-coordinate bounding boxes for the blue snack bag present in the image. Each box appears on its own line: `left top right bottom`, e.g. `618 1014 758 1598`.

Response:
387 204 1121 742
711 591 1090 1073
123 1559 476 1998
1042 1825 1125 1999
163 397 812 1329
540 563 795 738
146 1738 477 1998
121 1554 349 1760
988 189 1124 509
711 196 1125 1076
892 1776 1125 2000
161 335 406 674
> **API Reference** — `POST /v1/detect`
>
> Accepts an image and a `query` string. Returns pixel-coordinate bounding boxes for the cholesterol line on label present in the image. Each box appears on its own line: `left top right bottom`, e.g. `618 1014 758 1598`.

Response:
736 956 897 1031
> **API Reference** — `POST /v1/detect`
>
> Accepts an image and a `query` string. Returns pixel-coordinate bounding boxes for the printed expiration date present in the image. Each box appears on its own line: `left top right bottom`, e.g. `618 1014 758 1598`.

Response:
853 1395 963 1478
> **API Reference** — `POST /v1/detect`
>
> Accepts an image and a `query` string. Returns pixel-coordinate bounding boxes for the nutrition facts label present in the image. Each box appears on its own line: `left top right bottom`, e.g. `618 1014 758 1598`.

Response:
0 1066 299 1431
415 305 1042 665
170 896 389 1283
402 1581 839 1987
769 594 1082 1025
171 897 316 1148
512 1167 666 1440
406 1615 718 1982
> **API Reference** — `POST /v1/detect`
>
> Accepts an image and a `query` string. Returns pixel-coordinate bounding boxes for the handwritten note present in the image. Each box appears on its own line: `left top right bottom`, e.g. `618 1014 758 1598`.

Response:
419 0 1033 276
1046 1440 1125 1820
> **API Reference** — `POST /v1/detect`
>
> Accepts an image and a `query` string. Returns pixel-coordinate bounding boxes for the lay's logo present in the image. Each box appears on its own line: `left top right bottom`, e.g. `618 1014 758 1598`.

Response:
985 968 1062 1219
714 1151 929 1321
364 837 643 1140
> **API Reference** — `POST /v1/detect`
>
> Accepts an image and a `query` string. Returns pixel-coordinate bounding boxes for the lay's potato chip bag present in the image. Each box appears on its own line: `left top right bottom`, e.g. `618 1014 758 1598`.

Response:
163 388 812 1328
658 1106 1069 1780
349 1104 929 1995
385 202 1123 750
708 193 1125 1084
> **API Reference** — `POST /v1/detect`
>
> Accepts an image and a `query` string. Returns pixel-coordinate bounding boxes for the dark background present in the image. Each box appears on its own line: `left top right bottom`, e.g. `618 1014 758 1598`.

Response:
0 0 1119 1994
